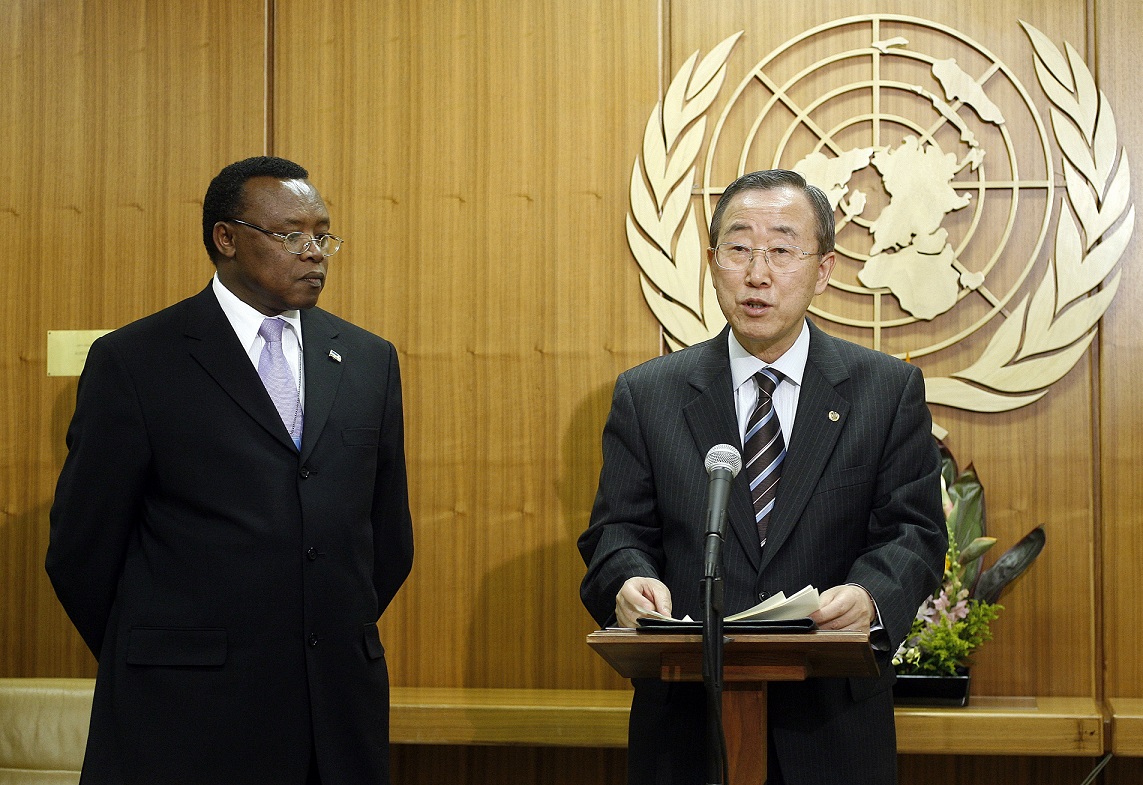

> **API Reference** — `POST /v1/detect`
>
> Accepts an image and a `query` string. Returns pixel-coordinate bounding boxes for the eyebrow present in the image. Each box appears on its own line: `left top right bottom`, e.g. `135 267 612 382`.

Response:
723 221 799 239
278 217 331 231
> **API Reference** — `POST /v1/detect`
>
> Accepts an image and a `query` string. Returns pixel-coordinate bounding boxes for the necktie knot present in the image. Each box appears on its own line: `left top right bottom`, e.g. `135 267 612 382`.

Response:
259 317 286 343
755 367 783 398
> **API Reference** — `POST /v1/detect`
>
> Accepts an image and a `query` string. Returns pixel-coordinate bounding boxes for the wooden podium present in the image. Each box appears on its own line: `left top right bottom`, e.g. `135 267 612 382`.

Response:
587 629 879 784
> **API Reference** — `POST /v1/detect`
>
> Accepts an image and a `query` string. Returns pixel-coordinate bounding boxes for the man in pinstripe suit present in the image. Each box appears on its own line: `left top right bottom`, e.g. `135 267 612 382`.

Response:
579 170 946 785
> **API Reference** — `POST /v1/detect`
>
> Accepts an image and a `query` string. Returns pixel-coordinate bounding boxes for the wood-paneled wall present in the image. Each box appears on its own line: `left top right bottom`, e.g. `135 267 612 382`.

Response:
272 0 663 692
1 0 268 678
2 1 1139 783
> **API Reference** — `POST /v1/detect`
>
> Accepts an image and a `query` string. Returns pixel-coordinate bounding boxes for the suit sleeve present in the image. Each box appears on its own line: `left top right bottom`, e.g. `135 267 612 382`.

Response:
846 364 946 649
370 345 414 615
578 373 664 628
47 337 151 657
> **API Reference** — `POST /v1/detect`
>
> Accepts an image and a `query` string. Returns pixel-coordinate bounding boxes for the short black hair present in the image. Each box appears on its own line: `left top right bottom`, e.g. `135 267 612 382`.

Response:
202 156 309 263
709 169 835 255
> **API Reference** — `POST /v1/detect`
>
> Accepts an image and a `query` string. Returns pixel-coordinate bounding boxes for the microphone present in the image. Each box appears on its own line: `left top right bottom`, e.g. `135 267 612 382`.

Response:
702 444 742 579
700 444 741 785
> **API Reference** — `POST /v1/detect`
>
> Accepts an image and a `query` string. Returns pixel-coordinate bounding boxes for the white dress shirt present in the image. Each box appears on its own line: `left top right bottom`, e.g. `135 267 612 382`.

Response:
726 319 886 643
727 318 810 447
212 274 305 409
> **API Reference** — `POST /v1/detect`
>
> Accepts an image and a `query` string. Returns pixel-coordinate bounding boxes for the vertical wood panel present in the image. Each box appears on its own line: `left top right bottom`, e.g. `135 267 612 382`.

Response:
899 755 1136 785
274 0 661 691
0 0 266 677
1097 0 1143 700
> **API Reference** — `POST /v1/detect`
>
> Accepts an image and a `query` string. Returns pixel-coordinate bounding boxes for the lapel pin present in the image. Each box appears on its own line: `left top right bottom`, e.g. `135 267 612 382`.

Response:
328 349 342 363
829 410 840 421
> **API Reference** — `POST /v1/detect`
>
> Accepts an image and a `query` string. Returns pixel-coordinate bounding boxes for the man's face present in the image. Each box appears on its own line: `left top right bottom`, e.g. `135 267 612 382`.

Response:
708 186 835 363
214 176 331 316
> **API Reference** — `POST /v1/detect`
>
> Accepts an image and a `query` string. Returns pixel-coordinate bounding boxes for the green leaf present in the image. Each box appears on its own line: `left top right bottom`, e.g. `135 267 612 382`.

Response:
948 466 984 545
946 464 985 587
959 537 997 565
973 526 1047 604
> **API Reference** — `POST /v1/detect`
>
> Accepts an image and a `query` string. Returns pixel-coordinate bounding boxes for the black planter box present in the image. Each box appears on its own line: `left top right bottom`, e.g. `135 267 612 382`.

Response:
892 672 971 707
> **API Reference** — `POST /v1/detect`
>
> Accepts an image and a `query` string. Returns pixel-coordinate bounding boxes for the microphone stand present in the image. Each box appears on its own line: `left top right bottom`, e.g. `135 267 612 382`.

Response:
702 501 729 785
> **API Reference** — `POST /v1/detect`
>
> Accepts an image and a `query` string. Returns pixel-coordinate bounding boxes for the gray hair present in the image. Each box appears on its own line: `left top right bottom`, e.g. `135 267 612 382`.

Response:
709 169 835 254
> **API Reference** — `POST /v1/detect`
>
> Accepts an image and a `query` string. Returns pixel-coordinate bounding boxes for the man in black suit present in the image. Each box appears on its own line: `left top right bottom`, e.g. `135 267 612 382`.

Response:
579 170 946 784
47 156 414 785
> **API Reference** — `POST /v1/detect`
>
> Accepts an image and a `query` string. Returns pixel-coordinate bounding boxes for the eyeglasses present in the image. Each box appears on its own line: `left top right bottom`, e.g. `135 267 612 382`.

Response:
228 219 344 257
711 242 820 273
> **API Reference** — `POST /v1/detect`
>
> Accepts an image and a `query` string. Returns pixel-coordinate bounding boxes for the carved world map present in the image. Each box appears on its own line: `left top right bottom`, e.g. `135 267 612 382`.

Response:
794 58 1002 321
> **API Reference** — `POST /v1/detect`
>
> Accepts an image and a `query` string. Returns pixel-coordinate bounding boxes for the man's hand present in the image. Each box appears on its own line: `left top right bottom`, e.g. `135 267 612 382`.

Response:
615 577 673 628
809 585 875 633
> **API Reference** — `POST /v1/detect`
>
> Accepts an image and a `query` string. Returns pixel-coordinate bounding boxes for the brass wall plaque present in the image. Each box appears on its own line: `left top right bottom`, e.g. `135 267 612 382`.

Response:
47 330 113 377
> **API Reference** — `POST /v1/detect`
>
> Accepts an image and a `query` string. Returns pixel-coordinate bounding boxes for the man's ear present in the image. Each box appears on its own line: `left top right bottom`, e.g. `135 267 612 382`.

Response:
212 221 238 259
814 250 837 295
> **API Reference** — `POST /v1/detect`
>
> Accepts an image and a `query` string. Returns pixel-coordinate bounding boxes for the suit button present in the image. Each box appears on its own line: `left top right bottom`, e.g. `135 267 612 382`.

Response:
306 547 318 561
758 592 769 602
308 633 319 647
299 467 311 478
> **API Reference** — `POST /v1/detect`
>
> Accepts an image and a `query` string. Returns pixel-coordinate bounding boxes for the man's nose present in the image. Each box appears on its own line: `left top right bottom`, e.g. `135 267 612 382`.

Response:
299 238 325 261
744 254 772 285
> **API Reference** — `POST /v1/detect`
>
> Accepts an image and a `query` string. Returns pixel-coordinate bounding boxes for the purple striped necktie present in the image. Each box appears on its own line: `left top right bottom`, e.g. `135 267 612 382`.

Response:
744 368 785 547
257 317 303 450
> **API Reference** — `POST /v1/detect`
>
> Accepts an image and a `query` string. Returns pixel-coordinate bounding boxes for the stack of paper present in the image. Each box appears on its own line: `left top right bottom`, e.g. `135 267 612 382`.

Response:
634 585 820 626
725 585 819 622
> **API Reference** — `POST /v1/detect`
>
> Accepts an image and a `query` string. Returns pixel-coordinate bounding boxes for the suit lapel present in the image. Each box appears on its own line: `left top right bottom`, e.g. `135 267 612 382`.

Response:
758 322 851 574
182 287 297 452
298 309 343 461
681 330 764 573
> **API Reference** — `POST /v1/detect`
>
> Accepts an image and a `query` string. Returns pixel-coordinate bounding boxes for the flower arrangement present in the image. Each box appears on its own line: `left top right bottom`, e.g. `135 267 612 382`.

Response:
893 443 1046 677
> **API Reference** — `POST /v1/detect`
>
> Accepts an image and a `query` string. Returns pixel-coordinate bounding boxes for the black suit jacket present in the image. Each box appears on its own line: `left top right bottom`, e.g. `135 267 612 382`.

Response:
579 322 945 785
48 285 414 785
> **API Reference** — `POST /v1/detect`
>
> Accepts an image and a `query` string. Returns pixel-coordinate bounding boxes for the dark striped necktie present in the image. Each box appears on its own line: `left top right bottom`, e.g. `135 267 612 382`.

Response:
744 368 785 547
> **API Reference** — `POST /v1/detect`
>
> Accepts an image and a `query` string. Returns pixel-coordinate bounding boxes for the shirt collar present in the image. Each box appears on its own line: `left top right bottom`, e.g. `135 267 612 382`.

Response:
212 273 303 349
727 318 810 393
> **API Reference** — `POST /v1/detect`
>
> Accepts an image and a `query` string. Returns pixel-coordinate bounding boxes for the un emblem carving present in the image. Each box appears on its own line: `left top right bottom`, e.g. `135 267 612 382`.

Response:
627 16 1131 425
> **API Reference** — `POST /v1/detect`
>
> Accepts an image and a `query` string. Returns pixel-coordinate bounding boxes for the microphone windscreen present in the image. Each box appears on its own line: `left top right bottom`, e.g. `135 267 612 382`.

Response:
704 444 742 478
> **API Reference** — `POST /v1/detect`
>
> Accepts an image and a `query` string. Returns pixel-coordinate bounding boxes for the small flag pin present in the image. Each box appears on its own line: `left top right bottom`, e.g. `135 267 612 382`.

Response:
328 350 342 363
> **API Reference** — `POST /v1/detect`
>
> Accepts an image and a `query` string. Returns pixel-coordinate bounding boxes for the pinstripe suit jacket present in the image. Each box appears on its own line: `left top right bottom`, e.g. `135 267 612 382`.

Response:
579 321 945 785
